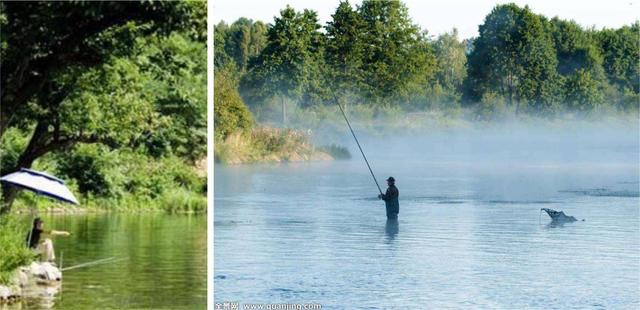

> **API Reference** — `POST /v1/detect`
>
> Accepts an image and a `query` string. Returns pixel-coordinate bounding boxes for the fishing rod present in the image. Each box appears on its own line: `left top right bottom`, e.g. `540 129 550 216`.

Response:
334 96 383 195
61 257 125 272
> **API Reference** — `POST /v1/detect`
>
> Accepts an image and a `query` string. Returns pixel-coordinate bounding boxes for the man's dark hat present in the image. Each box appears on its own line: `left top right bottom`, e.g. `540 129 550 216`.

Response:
386 176 395 182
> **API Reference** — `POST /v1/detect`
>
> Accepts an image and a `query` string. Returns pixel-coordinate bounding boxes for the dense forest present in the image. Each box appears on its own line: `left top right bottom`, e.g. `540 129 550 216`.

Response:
214 0 639 141
0 2 207 213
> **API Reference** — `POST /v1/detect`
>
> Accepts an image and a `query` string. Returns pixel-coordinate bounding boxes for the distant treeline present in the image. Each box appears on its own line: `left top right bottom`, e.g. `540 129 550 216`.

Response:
215 1 639 122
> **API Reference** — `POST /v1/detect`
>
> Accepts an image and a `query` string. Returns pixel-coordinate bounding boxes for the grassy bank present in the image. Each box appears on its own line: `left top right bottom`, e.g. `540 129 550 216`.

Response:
215 127 337 164
10 187 207 214
0 217 33 285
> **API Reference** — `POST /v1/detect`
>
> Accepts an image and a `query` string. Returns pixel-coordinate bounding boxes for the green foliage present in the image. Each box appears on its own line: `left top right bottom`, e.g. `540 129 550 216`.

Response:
1 1 203 135
137 33 208 162
215 18 268 72
325 1 366 95
215 128 328 164
597 23 640 93
320 144 352 160
564 69 605 112
465 4 561 113
158 188 207 214
0 216 34 284
358 0 436 104
430 29 467 106
0 128 28 176
214 69 254 141
0 2 206 212
214 2 639 166
240 6 326 110
56 145 114 197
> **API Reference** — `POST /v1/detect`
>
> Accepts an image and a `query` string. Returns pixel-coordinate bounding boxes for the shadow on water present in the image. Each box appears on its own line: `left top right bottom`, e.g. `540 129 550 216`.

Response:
384 219 399 241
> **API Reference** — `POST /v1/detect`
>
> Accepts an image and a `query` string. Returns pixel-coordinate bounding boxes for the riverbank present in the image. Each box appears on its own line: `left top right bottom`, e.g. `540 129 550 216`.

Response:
9 187 207 214
215 127 346 164
0 217 33 289
0 262 62 305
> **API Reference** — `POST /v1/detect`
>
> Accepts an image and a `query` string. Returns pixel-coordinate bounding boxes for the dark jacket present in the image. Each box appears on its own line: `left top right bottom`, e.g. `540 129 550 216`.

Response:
26 228 43 248
380 185 399 218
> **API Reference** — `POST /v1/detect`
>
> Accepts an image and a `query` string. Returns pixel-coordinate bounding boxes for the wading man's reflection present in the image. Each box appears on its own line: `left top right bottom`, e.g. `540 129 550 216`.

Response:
385 218 399 240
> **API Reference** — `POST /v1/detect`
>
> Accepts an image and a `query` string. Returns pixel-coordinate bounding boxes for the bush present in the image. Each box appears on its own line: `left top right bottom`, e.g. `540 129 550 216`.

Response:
0 216 34 285
56 144 114 197
158 188 207 213
214 69 253 141
320 144 351 160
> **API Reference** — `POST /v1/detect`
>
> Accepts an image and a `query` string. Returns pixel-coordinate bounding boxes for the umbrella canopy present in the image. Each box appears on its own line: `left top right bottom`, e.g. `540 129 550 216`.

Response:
0 168 79 205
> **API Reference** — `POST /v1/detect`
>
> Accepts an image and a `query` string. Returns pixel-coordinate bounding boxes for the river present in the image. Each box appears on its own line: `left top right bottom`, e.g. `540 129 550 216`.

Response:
13 213 206 309
214 122 639 309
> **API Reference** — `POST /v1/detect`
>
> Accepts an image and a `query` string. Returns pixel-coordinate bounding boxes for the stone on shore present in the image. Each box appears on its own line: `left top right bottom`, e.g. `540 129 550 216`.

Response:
0 262 62 304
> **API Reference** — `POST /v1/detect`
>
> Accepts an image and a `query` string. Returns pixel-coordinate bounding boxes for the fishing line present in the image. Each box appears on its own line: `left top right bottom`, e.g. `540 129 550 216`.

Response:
334 96 383 195
61 257 125 271
539 208 542 225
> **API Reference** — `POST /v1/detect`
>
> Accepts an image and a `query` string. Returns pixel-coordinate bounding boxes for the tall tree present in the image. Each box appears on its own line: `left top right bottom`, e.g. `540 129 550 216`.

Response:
0 1 203 137
226 18 268 72
325 0 366 103
240 6 325 123
549 18 607 111
464 4 560 114
214 21 232 70
596 23 640 94
0 1 205 213
431 29 467 103
357 0 434 105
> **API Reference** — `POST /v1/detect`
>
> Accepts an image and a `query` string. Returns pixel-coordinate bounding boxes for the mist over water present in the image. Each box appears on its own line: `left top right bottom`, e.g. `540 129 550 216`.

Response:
215 120 639 309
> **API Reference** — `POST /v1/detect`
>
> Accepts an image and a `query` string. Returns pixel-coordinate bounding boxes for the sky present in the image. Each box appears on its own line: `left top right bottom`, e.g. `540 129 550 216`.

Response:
212 0 639 39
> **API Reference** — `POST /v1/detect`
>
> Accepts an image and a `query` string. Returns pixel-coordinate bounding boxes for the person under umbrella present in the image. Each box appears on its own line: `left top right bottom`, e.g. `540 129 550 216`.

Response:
27 217 71 263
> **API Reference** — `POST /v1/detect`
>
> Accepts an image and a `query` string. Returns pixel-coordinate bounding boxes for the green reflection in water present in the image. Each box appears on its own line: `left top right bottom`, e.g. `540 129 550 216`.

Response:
11 213 206 310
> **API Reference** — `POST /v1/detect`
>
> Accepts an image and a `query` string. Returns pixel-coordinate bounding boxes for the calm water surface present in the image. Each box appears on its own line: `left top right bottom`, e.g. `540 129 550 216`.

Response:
14 214 206 309
214 125 639 309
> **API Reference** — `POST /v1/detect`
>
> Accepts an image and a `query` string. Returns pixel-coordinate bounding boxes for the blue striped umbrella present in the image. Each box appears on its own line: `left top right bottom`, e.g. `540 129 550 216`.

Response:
0 168 79 205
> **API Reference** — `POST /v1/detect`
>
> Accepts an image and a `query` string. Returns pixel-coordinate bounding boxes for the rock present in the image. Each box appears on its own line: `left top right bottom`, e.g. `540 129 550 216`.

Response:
0 262 62 304
15 268 29 287
26 262 62 282
0 286 12 300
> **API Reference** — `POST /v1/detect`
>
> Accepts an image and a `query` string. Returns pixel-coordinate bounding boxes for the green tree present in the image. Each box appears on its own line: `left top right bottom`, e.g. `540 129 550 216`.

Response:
226 18 268 72
564 69 605 111
214 70 254 141
240 6 325 123
0 1 203 137
214 21 233 69
325 1 366 102
464 4 560 114
549 18 608 111
56 144 114 197
0 1 205 213
431 29 467 104
596 23 640 94
138 33 208 162
357 0 434 105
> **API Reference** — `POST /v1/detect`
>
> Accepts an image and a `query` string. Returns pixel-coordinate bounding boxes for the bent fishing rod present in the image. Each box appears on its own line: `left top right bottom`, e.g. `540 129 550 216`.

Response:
333 95 383 195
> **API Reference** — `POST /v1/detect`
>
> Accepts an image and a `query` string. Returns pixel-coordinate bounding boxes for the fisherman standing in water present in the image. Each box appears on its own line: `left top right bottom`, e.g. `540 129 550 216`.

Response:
378 177 399 219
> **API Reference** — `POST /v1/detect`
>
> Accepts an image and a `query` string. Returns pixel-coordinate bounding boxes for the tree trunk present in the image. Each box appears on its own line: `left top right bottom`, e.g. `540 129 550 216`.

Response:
281 97 287 126
0 121 49 214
